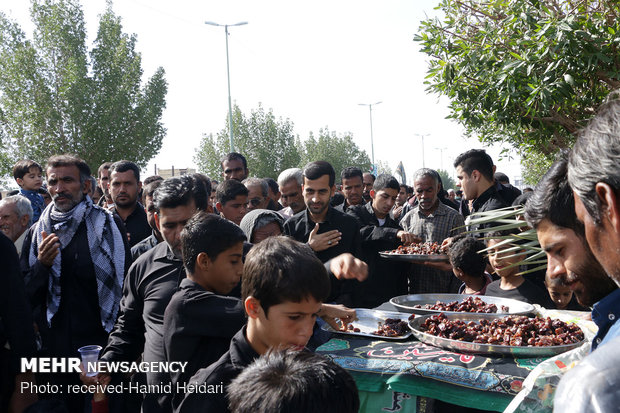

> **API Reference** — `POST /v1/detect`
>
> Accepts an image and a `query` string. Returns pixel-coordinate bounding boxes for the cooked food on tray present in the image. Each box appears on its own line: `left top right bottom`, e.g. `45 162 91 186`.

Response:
388 241 443 255
340 315 413 337
412 296 509 314
419 313 584 347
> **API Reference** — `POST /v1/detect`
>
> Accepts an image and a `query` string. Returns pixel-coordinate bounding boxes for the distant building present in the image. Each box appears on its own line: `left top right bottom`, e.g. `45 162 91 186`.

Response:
155 167 196 179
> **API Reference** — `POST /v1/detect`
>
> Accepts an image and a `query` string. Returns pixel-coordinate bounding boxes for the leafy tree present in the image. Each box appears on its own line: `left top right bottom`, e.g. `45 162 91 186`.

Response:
416 0 620 157
437 169 456 190
375 160 393 176
194 103 300 180
299 128 371 177
0 0 167 175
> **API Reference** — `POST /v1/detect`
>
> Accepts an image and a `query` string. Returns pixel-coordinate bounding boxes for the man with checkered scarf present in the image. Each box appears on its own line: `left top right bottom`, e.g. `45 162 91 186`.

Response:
20 154 130 412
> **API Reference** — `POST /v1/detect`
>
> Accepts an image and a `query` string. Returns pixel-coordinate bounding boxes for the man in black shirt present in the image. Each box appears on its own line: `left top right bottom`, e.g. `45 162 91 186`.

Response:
454 149 508 231
335 167 365 213
131 179 165 260
21 155 130 412
109 160 152 247
283 161 362 305
97 175 208 413
347 174 416 307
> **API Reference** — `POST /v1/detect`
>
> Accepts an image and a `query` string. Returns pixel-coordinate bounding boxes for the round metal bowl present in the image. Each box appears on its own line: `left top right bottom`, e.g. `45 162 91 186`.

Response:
409 313 585 357
390 294 535 316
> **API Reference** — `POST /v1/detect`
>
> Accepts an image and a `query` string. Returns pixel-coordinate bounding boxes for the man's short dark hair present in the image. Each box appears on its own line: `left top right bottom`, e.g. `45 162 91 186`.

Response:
181 212 246 274
264 178 279 195
220 152 248 170
143 175 164 186
241 236 330 316
142 179 164 205
192 173 212 199
373 174 400 192
341 167 363 182
46 155 91 184
228 349 359 413
448 235 487 277
97 162 112 177
153 175 208 212
109 160 141 182
303 161 335 187
524 154 584 236
494 172 510 184
453 149 494 181
216 179 249 205
13 159 42 180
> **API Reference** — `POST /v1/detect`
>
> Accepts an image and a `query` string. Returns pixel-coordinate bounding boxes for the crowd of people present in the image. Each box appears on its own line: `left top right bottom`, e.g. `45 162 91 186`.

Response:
1 97 620 413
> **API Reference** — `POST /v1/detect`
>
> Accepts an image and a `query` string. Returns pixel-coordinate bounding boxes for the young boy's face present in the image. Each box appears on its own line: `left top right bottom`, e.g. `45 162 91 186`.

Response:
217 195 247 225
251 297 321 352
18 167 43 191
546 284 573 310
487 238 522 278
201 242 244 295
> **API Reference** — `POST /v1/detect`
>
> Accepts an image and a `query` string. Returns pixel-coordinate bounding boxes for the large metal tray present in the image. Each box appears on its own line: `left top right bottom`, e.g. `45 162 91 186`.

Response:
390 294 535 316
409 313 585 357
321 309 413 340
379 251 449 262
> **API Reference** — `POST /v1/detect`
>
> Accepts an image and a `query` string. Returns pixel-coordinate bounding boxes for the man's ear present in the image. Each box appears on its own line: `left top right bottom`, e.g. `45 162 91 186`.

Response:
330 185 336 198
215 202 223 214
471 170 481 183
16 177 24 187
154 212 161 231
20 214 31 228
245 297 261 319
370 189 376 200
596 182 620 234
82 177 92 195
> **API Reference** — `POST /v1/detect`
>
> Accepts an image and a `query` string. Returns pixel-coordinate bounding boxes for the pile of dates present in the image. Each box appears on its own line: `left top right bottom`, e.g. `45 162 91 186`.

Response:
420 313 584 346
413 296 509 314
372 318 410 337
391 242 443 255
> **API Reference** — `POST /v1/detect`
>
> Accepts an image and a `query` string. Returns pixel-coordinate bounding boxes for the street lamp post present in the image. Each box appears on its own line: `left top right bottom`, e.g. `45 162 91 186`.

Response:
414 133 430 168
358 101 382 168
205 21 248 152
435 146 447 170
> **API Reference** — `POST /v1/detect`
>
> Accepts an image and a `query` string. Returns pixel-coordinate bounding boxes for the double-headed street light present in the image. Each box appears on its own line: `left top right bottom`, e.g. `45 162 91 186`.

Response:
358 101 382 168
205 21 248 152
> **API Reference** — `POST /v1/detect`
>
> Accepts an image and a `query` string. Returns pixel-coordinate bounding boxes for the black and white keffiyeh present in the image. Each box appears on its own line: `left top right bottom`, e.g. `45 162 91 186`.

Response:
28 196 125 332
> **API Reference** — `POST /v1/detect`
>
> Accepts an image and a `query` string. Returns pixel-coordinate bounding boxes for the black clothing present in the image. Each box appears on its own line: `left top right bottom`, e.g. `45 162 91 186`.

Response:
283 207 362 305
163 278 245 409
130 231 160 261
177 326 259 413
468 185 509 232
111 203 152 247
485 278 552 307
496 181 522 206
0 233 37 412
266 198 283 211
20 216 130 413
346 203 408 308
21 217 130 357
101 241 185 413
439 195 459 211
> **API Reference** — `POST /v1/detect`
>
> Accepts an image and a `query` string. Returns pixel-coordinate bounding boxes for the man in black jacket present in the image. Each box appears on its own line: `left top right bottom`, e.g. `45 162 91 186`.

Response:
454 149 508 231
347 174 417 307
283 161 362 305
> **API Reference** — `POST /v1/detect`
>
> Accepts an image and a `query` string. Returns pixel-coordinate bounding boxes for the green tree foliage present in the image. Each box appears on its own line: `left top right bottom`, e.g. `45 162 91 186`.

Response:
0 0 167 175
299 128 371 177
437 169 456 190
375 160 392 176
194 103 301 180
194 105 372 180
416 0 620 156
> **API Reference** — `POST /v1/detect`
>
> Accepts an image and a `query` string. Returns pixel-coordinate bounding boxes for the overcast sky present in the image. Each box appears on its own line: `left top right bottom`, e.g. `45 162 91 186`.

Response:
3 0 523 186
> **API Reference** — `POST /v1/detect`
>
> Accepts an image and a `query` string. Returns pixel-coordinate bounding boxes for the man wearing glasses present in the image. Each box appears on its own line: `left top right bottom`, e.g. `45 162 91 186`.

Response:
243 178 270 211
